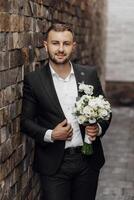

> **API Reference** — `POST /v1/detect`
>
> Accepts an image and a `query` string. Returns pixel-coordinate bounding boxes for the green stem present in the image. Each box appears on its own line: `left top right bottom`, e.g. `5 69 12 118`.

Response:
81 142 93 156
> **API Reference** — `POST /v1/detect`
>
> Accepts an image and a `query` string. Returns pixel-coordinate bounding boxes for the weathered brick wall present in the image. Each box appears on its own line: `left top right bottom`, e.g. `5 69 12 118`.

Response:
0 0 106 199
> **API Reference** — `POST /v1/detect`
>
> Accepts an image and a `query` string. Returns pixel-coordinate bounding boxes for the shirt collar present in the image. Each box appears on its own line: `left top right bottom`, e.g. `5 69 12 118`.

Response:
49 61 74 79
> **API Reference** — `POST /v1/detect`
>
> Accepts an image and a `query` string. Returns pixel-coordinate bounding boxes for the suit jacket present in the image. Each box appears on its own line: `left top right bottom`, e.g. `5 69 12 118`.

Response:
20 62 112 175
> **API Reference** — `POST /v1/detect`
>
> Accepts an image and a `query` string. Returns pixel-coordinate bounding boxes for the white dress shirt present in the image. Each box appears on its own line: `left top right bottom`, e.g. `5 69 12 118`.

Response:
44 63 102 148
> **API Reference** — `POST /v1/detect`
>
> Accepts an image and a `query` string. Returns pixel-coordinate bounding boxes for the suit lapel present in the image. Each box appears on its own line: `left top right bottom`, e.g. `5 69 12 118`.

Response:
38 62 89 120
38 63 65 119
73 63 88 96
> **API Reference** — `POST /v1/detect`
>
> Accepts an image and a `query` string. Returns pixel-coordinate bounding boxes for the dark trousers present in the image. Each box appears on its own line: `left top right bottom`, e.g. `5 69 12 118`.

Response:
40 151 99 200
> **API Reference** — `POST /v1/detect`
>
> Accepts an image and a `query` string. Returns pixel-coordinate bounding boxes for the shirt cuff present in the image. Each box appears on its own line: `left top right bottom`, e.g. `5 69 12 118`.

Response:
44 129 54 142
97 123 102 136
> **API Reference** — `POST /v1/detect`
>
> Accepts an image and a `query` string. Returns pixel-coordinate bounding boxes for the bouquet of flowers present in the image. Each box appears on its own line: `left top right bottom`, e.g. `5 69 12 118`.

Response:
74 83 112 156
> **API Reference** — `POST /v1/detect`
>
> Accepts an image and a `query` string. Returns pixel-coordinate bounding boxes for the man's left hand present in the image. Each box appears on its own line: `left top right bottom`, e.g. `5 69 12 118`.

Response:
85 124 99 141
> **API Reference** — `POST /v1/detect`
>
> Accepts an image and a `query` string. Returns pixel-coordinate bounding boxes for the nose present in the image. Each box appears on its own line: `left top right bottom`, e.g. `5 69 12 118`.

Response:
58 43 64 52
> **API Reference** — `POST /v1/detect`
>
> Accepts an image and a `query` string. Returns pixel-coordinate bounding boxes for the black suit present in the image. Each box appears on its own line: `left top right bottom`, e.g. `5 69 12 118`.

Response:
20 62 111 199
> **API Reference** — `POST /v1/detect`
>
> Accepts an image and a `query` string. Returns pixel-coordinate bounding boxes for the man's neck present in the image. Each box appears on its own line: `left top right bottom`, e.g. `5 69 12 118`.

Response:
49 61 71 79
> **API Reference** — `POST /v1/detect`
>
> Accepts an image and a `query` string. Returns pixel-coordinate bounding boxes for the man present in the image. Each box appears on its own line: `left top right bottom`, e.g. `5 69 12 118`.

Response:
20 23 112 200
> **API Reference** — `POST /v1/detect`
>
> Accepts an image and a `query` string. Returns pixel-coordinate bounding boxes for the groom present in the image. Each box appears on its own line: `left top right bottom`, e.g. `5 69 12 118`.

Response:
20 23 112 200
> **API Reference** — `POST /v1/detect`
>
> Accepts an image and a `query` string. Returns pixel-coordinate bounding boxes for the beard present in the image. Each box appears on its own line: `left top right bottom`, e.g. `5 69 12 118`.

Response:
47 50 72 65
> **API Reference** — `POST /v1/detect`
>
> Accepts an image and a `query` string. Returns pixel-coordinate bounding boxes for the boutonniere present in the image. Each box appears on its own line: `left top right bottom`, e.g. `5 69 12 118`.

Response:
79 82 94 96
74 83 112 156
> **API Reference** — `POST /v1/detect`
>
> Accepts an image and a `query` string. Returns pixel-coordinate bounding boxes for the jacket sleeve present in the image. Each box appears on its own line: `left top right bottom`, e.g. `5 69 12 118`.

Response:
20 75 48 147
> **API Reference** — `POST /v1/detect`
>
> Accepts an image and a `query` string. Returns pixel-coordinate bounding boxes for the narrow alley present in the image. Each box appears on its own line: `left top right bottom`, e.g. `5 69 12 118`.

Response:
96 107 134 200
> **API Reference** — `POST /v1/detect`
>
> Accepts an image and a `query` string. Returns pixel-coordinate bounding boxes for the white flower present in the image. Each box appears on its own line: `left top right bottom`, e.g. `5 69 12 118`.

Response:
74 83 112 150
77 115 87 124
99 109 108 119
79 83 94 95
83 106 94 117
74 83 112 125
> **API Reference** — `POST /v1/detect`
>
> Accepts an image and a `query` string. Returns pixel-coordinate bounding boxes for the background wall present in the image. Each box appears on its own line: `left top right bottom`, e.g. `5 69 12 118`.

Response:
105 0 134 106
0 0 106 199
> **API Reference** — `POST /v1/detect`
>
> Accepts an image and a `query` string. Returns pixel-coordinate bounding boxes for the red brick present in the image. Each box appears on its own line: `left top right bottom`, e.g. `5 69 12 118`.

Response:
19 16 24 32
0 126 7 144
0 1 10 12
0 67 23 89
0 33 7 51
24 17 34 32
0 13 10 32
0 52 9 71
10 14 20 32
9 50 24 68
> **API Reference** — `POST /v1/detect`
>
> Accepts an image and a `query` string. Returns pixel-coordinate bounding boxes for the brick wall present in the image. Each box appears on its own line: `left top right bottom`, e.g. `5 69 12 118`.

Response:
0 0 106 199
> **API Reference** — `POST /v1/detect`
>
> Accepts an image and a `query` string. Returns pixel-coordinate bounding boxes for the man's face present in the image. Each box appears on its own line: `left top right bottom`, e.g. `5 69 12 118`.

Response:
44 30 76 65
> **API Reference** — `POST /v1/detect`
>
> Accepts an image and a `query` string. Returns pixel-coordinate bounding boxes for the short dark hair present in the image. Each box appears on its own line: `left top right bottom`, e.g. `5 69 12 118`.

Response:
46 23 75 40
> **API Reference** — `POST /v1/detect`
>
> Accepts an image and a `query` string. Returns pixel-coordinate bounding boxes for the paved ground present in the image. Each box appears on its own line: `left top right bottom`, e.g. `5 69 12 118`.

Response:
96 107 134 200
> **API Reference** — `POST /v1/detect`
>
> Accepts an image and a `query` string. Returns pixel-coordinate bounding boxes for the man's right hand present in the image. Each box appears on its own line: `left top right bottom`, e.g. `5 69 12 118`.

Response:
51 119 73 141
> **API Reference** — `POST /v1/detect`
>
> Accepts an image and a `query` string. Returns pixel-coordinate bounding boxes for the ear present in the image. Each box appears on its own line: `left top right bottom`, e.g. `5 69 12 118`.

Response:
72 42 76 52
44 41 48 52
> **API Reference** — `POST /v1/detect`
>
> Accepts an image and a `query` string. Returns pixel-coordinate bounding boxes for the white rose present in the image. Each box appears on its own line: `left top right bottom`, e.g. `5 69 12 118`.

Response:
79 83 86 91
77 115 87 124
99 109 108 119
83 106 95 119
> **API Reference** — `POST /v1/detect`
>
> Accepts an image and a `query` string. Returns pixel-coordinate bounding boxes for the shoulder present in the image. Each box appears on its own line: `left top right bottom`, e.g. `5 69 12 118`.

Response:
23 66 45 84
73 63 98 75
24 67 42 79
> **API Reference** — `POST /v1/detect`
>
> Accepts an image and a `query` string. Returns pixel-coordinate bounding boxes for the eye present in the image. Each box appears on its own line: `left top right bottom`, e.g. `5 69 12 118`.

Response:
64 42 71 46
52 41 59 45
